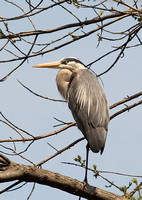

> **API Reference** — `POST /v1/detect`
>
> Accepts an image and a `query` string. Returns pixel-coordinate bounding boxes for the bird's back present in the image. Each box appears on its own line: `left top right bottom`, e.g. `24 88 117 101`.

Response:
67 69 109 153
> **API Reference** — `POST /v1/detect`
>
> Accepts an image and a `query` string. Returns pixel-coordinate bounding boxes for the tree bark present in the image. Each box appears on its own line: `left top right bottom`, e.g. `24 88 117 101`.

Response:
0 154 126 200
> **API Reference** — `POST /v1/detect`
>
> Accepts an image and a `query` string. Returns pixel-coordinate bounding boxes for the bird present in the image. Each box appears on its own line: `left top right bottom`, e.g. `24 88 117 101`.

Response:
33 57 110 182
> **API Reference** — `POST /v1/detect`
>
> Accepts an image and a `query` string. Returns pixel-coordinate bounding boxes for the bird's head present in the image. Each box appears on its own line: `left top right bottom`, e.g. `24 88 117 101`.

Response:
32 57 86 71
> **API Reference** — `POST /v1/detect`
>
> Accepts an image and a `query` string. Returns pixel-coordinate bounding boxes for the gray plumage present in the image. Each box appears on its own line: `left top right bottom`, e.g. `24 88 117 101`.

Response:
56 58 109 154
33 57 109 154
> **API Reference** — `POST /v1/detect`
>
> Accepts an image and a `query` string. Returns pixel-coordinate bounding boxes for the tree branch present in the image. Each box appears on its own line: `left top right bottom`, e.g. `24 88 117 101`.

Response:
0 12 129 40
0 122 76 143
0 154 126 200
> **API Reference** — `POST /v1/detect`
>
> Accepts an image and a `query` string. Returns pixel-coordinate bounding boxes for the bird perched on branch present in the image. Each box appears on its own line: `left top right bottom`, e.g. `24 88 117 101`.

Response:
33 57 109 182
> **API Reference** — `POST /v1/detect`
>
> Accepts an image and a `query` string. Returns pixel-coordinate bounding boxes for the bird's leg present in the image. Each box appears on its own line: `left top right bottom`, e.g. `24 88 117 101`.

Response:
84 143 89 184
79 144 89 200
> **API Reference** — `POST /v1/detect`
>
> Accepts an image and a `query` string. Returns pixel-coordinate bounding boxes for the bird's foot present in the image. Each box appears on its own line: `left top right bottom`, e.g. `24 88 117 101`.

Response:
79 179 88 200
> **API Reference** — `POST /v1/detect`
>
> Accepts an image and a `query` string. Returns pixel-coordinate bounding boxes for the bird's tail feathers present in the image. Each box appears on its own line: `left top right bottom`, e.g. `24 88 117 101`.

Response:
87 127 107 154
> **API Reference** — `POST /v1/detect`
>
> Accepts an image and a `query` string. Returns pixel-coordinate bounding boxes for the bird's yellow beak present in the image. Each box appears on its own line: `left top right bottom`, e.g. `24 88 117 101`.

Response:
32 61 60 68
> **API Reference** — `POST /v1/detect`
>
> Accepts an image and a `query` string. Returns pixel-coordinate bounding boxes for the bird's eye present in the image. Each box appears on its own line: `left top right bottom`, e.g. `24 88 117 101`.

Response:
61 60 68 65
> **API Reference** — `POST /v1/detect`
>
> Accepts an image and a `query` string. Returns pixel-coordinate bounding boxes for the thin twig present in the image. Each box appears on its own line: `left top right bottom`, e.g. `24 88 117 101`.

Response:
17 80 66 102
110 100 142 120
0 122 76 143
0 35 38 82
0 119 25 140
110 91 142 109
0 181 22 194
128 182 142 198
0 112 34 138
36 137 84 166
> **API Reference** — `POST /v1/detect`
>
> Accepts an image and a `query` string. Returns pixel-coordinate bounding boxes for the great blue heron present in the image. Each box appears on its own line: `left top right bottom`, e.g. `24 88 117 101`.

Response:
33 57 109 182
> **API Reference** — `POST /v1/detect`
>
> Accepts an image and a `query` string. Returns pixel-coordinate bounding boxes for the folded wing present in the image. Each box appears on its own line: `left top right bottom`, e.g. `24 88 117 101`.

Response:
67 69 109 153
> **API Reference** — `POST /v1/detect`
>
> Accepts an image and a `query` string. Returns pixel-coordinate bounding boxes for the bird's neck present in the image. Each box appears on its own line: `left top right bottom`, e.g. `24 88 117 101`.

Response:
56 69 72 99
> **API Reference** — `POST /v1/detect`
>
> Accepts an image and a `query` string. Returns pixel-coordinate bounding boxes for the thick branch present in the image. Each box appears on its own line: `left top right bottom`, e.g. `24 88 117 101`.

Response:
0 154 126 200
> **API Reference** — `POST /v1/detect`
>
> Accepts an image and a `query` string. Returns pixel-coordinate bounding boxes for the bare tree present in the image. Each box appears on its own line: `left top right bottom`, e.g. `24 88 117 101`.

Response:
0 0 142 199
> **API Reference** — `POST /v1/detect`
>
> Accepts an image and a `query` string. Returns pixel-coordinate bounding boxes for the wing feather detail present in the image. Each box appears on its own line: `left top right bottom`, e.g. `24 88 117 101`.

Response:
67 69 109 153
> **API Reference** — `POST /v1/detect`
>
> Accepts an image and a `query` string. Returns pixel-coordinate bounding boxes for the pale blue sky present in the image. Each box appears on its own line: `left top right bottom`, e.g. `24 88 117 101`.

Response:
0 1 142 199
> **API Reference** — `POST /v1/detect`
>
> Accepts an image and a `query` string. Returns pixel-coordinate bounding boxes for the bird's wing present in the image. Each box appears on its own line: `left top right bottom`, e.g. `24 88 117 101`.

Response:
68 69 109 153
